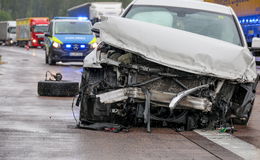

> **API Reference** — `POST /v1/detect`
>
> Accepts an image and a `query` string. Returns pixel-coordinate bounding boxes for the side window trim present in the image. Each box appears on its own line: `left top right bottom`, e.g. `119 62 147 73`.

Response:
122 4 134 17
232 15 245 47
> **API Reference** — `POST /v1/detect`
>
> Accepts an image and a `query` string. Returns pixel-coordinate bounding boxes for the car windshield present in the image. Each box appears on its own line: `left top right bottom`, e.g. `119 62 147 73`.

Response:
34 25 48 33
55 21 92 35
125 5 242 46
8 27 16 34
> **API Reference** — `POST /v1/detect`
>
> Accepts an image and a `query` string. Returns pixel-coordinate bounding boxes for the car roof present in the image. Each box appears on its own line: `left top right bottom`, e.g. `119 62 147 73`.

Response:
133 0 232 15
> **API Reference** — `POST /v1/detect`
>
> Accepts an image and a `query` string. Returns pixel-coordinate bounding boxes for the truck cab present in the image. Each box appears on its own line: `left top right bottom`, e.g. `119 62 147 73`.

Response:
44 17 97 65
30 21 49 47
6 22 16 45
0 21 16 45
16 17 49 48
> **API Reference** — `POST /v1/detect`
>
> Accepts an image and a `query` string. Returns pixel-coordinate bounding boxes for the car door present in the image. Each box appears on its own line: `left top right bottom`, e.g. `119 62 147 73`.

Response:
44 21 53 50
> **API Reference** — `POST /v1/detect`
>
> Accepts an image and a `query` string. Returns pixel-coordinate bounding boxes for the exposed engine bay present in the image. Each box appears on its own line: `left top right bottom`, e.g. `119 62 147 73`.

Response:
78 43 258 132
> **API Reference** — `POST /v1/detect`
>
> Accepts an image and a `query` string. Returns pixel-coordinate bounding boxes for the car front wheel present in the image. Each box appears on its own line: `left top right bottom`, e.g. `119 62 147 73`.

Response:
45 50 48 64
47 51 56 65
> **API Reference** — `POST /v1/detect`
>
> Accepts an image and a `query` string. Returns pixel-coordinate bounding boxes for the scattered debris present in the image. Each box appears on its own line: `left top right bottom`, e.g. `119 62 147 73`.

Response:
78 122 129 133
218 127 237 134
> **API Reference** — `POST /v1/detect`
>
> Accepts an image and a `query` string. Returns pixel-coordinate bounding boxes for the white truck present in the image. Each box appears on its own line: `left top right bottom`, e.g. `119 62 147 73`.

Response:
0 21 16 45
67 2 123 24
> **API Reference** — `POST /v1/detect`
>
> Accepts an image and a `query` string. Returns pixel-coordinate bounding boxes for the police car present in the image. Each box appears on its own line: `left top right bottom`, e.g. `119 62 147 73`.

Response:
44 17 97 65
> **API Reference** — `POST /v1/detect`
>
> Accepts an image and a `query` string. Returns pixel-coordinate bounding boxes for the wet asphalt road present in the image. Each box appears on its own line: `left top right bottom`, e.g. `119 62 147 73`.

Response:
0 46 259 160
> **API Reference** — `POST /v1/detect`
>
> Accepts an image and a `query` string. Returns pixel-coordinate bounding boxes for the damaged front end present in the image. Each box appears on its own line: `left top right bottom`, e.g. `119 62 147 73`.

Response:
78 17 258 132
78 43 258 132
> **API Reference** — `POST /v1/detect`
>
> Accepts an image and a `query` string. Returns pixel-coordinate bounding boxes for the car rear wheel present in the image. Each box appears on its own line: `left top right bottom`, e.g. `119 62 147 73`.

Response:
38 80 79 97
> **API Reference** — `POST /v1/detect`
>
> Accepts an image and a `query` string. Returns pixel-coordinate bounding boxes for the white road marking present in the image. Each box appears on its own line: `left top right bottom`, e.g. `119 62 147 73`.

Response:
195 130 260 160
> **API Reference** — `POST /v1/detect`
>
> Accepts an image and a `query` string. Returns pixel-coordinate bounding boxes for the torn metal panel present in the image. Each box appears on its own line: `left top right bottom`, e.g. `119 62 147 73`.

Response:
169 84 210 110
96 87 212 112
94 17 257 82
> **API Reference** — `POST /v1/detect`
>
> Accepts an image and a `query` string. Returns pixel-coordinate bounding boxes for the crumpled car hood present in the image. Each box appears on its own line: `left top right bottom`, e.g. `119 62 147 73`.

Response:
94 17 257 82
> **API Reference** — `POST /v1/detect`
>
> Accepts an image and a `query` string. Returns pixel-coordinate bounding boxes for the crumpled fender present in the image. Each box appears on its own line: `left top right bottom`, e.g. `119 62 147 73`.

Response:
83 48 102 68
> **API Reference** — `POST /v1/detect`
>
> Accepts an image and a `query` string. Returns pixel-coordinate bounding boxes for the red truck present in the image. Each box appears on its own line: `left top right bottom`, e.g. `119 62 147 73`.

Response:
16 17 49 47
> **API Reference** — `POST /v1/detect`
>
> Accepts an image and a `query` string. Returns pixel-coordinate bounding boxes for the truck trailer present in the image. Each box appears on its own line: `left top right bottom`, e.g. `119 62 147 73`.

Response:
0 21 16 45
204 0 260 46
16 17 49 47
67 2 123 24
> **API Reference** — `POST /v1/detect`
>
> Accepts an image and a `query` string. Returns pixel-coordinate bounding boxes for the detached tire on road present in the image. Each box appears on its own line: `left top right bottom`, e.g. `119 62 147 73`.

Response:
38 80 79 97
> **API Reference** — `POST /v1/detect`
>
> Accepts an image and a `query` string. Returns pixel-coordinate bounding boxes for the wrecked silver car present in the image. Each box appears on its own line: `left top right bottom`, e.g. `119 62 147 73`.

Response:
77 0 259 132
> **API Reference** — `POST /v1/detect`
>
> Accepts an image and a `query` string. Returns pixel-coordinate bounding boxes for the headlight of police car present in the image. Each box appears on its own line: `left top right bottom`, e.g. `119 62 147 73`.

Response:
91 43 98 49
52 42 61 48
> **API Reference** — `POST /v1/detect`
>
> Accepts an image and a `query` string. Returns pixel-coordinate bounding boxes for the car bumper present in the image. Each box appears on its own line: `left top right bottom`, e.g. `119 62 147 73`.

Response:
50 47 93 62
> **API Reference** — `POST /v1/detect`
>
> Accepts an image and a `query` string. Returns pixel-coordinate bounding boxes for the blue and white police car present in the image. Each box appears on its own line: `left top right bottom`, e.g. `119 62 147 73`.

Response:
44 17 97 65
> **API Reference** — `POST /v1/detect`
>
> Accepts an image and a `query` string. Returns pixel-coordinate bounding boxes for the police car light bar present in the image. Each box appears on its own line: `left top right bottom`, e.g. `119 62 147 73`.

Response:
53 17 89 21
239 15 260 25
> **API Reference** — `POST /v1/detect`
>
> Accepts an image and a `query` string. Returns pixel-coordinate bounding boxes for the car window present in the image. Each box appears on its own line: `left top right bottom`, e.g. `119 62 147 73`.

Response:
8 27 16 34
54 21 92 35
129 7 173 27
125 5 242 46
34 25 49 33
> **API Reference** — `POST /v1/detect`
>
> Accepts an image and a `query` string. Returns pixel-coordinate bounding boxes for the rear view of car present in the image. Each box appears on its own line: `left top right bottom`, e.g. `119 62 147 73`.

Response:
44 17 97 65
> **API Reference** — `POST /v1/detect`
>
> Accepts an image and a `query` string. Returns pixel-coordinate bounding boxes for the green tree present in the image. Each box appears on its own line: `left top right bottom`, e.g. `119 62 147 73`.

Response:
0 0 133 19
0 10 12 20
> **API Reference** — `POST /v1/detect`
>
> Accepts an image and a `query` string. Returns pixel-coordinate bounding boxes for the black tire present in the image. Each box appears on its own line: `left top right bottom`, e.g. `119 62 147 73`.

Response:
48 54 56 65
38 80 79 97
233 101 254 125
45 51 48 64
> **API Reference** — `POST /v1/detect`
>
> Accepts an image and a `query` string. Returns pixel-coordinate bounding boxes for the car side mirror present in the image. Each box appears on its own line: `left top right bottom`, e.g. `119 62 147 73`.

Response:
44 32 51 37
91 28 100 34
91 28 100 38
